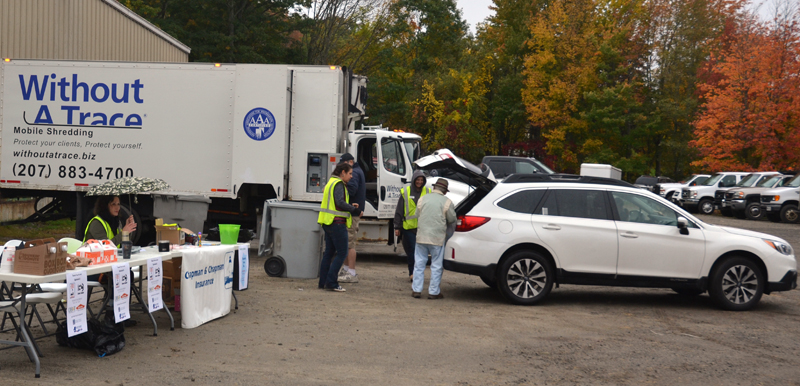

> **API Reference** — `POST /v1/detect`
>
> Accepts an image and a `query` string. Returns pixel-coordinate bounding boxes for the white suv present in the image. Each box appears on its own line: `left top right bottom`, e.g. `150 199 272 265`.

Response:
416 150 797 311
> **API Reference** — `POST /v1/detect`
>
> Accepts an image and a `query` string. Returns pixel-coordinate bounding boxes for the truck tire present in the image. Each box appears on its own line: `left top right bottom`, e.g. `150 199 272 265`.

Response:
698 199 715 215
780 204 800 224
745 202 763 220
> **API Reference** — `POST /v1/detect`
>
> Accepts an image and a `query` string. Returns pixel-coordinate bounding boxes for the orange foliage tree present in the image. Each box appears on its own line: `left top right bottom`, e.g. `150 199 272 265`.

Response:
691 11 800 171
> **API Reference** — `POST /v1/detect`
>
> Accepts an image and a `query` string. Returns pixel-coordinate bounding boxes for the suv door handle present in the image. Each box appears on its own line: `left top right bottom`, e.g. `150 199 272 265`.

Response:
620 232 638 239
542 224 561 230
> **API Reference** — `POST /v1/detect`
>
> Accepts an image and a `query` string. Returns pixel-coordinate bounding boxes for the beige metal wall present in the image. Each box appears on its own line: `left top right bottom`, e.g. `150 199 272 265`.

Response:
0 0 189 62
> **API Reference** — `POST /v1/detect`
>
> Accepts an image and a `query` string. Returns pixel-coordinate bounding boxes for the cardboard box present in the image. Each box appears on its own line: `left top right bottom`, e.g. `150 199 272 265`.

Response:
162 276 174 304
162 257 182 289
14 238 68 275
155 218 184 245
76 239 118 265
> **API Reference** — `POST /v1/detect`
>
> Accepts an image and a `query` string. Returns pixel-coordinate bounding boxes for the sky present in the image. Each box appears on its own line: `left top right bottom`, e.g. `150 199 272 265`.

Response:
456 0 494 34
455 0 784 35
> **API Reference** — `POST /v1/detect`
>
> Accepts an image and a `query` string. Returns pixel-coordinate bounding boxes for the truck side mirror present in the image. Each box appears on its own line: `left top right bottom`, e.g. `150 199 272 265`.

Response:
677 216 689 235
401 177 408 184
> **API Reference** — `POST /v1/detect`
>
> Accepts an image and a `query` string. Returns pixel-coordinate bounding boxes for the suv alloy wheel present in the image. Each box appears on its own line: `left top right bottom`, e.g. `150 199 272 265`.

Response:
708 257 764 311
497 251 554 305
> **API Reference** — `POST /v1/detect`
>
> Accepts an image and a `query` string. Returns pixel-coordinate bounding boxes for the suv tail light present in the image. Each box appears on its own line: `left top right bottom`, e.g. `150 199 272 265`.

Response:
456 215 490 232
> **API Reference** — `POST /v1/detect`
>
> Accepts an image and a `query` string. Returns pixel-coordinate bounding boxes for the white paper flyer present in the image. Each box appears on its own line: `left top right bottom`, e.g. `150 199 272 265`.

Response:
66 270 88 337
238 245 249 290
111 263 131 323
147 257 163 313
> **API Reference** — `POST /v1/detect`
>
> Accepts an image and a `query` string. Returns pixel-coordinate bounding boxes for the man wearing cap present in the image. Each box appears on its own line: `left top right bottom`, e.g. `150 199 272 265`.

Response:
411 178 456 299
339 153 365 283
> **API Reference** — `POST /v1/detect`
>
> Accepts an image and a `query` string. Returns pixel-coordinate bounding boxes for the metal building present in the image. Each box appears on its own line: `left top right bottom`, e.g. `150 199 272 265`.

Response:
0 0 190 62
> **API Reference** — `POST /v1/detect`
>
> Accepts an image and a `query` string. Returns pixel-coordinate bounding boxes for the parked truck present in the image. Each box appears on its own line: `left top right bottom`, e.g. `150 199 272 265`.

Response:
0 59 423 248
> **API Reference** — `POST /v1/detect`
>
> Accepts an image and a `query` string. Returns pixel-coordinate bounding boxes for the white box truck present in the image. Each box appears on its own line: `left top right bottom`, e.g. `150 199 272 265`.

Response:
0 59 422 253
580 163 621 180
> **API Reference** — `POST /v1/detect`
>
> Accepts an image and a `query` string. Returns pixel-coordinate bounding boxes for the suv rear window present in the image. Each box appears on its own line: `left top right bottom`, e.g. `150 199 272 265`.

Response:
536 189 611 220
497 189 546 214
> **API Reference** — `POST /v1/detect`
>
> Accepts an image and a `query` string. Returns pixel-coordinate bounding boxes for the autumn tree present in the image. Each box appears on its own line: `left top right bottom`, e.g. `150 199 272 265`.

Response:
692 7 800 171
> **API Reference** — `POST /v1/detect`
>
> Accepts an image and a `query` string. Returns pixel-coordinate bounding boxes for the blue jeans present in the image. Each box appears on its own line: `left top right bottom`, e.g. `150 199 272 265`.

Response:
401 229 417 276
412 243 444 295
319 223 348 289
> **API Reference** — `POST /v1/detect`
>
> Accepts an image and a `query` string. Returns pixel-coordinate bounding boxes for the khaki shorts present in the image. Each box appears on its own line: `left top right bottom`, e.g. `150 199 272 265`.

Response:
347 215 360 250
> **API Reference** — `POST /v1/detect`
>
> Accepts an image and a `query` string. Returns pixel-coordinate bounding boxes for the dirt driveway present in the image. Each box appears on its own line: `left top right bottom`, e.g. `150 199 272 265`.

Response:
2 215 800 385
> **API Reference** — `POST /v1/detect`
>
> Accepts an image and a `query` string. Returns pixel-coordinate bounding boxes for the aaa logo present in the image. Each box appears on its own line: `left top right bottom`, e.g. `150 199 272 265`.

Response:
243 107 276 141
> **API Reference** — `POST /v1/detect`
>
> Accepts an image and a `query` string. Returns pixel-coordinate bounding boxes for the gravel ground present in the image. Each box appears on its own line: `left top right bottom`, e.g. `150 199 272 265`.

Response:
1 214 799 385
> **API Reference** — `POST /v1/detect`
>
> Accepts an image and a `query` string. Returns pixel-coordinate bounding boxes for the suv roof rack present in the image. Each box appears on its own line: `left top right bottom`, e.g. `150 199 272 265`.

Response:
503 173 635 188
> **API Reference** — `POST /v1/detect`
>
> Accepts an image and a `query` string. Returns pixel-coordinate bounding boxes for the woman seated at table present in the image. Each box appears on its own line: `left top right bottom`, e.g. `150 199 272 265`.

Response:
83 195 137 247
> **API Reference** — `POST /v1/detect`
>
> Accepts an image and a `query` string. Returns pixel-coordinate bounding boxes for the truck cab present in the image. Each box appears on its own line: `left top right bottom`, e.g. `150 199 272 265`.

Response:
679 172 749 215
347 126 423 219
760 174 800 223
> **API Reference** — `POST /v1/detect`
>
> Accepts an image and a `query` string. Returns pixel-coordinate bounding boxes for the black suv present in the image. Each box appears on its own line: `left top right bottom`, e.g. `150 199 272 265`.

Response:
481 156 554 179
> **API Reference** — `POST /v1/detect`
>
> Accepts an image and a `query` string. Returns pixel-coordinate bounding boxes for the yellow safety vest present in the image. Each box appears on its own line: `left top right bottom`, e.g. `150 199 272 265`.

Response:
317 176 352 228
402 185 430 230
83 216 118 246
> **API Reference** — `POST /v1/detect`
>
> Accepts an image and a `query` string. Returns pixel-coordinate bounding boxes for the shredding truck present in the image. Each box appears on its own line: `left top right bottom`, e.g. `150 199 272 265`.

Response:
0 59 423 251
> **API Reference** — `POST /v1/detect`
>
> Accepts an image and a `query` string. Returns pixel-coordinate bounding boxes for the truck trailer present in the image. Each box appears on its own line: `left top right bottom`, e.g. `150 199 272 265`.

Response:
0 59 423 251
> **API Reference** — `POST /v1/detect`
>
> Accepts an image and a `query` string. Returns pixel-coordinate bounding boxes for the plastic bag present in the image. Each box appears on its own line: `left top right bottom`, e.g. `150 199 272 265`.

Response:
56 313 125 357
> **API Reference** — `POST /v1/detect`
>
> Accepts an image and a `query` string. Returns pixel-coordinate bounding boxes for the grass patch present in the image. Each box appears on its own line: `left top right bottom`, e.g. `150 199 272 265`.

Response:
0 218 76 243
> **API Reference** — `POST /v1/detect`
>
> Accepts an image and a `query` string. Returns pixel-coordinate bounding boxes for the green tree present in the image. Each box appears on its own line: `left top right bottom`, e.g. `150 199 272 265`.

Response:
123 0 306 63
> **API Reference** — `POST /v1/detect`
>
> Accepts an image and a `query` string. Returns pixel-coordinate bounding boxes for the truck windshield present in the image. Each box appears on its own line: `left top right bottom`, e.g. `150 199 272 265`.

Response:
403 140 422 163
702 174 723 186
531 159 555 174
757 176 781 188
787 175 800 187
735 174 760 187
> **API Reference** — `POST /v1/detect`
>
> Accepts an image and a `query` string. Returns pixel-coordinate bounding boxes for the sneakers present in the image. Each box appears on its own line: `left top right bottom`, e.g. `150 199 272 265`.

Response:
428 293 444 300
326 285 346 292
338 266 347 277
338 273 359 283
412 291 421 298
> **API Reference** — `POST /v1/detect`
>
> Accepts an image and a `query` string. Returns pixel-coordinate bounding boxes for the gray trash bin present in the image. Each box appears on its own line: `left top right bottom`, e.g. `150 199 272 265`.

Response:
259 200 323 279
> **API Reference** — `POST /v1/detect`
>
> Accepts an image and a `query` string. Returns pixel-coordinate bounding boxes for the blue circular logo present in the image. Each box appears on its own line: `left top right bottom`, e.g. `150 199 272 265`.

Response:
243 108 276 141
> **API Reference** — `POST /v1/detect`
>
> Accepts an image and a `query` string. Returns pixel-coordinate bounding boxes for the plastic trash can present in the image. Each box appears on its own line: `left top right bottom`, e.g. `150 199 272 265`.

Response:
260 200 323 279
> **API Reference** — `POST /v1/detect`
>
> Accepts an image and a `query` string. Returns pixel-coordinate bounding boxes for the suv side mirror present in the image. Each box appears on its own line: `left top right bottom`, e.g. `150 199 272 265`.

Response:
677 217 689 235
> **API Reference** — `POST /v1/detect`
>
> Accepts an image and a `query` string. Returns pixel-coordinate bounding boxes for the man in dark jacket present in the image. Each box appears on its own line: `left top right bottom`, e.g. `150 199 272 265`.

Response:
340 153 366 283
394 169 430 281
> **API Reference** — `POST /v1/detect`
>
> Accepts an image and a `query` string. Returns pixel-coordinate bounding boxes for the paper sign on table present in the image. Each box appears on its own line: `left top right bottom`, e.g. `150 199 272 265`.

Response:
147 257 163 313
238 245 249 290
111 262 131 323
66 271 88 337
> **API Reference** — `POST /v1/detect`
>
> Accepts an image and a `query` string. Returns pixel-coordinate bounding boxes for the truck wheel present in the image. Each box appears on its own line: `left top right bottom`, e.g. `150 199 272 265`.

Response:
745 202 763 220
698 199 715 215
780 204 800 224
708 257 764 311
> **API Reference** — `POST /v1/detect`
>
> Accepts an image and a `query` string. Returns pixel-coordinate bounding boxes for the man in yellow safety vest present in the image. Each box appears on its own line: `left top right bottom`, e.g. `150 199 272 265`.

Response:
317 162 362 292
393 170 429 282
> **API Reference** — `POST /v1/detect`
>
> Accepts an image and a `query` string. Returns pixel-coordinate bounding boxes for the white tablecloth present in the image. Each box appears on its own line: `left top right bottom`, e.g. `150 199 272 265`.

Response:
179 245 235 329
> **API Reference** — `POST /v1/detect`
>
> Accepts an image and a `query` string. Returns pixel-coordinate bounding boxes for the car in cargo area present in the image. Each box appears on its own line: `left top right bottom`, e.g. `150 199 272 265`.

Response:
481 156 554 179
680 172 749 214
760 174 800 223
716 172 779 216
415 149 797 310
